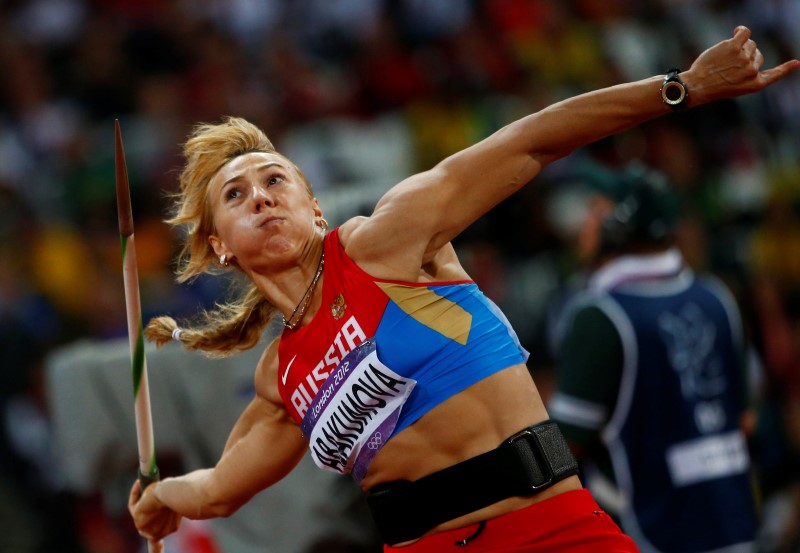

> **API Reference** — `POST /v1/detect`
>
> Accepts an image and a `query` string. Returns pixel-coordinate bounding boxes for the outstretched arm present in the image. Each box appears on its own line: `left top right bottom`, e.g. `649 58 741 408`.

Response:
347 26 798 273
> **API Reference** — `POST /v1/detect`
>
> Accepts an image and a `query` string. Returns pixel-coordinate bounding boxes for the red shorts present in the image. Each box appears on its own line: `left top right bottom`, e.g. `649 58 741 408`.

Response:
383 489 639 552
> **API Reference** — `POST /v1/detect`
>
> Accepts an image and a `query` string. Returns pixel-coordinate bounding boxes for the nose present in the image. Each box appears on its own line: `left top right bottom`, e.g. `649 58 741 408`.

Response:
252 185 274 211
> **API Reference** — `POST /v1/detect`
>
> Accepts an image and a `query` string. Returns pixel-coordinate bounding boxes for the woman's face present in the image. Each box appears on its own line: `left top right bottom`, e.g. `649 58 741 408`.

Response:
207 151 321 273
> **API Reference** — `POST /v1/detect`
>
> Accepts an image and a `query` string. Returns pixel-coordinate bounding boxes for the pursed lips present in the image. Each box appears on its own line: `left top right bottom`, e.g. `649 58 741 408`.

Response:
256 215 282 228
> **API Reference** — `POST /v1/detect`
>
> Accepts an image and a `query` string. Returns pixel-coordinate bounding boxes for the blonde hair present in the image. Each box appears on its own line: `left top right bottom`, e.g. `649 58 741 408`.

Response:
145 116 312 357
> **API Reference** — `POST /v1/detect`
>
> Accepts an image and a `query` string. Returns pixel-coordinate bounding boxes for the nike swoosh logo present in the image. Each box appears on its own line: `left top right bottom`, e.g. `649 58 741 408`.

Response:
281 355 298 386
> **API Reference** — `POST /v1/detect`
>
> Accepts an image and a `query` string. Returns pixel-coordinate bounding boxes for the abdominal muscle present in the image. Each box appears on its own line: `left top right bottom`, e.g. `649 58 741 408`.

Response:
359 362 583 544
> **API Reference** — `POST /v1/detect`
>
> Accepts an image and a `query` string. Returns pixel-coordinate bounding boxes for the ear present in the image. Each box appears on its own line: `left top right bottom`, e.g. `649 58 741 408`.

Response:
208 235 231 259
312 198 323 220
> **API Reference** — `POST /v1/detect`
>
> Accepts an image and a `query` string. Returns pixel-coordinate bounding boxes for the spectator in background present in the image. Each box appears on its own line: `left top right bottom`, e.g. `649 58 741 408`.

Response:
548 163 760 553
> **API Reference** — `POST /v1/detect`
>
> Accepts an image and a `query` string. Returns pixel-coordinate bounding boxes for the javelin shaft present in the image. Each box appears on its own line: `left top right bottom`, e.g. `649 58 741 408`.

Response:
116 120 162 553
121 234 158 478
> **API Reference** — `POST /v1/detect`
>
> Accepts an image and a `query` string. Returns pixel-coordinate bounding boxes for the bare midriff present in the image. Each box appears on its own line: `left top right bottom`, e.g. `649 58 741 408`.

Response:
360 362 583 545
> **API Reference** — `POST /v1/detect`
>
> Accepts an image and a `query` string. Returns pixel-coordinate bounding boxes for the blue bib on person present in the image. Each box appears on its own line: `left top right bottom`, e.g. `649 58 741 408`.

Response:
599 272 758 552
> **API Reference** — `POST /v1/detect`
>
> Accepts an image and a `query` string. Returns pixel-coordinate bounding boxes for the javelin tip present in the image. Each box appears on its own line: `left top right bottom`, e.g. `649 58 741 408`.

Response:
115 119 134 237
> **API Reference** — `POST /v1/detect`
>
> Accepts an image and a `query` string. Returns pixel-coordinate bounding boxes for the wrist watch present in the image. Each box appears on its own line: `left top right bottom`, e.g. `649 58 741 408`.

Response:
660 68 688 109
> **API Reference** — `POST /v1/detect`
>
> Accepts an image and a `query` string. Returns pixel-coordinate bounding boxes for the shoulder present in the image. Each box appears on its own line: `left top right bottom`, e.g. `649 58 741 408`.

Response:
558 289 614 331
334 216 469 282
563 302 621 349
335 216 366 251
693 273 745 345
695 273 739 306
555 293 623 365
333 214 437 281
327 216 380 272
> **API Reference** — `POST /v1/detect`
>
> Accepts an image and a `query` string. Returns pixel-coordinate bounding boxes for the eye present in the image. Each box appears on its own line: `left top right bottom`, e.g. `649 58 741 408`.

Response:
224 186 242 201
267 174 285 187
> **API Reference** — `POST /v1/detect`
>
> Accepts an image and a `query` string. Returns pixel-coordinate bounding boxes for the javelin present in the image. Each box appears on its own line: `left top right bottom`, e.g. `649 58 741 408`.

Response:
115 119 162 553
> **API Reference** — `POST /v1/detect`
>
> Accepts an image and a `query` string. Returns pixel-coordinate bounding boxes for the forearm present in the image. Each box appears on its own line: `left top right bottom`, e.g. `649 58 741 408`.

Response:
152 404 306 520
433 74 672 228
128 467 248 544
523 75 669 164
151 469 232 519
527 28 799 164
151 457 282 520
491 27 796 177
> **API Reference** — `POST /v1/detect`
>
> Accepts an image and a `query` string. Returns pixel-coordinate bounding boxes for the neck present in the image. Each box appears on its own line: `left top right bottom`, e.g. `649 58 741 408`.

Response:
281 243 325 330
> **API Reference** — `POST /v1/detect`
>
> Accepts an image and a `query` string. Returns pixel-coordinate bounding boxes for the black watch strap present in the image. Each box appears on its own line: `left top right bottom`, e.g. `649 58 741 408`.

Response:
661 68 688 110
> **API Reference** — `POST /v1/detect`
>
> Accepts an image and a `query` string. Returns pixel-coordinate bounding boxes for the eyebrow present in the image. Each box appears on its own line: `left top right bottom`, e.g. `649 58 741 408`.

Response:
222 161 286 187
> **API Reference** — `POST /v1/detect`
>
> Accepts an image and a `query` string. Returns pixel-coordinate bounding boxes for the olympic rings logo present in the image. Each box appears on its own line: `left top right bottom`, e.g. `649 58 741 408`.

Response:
367 432 383 450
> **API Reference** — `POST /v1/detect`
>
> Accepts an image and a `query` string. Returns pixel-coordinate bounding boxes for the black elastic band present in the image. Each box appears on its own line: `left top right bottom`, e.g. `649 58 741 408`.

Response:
366 420 578 545
138 466 160 492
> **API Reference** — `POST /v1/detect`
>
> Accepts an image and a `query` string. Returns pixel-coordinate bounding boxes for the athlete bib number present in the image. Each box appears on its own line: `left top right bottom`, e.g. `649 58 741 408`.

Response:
300 339 416 481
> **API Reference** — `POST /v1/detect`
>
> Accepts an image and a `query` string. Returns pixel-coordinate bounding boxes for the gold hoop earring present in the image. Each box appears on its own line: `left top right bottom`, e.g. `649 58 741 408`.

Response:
219 254 229 267
318 218 329 232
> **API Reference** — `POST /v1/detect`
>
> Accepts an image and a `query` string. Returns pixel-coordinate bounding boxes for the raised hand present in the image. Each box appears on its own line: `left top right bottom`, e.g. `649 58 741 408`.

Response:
684 25 800 105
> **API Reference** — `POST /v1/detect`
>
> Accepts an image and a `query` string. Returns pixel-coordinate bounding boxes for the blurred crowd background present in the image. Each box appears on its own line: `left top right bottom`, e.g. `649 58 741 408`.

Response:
1 0 799 552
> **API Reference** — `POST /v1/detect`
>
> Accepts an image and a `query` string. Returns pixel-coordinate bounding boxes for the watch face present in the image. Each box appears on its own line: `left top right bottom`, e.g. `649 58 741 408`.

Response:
662 81 686 105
